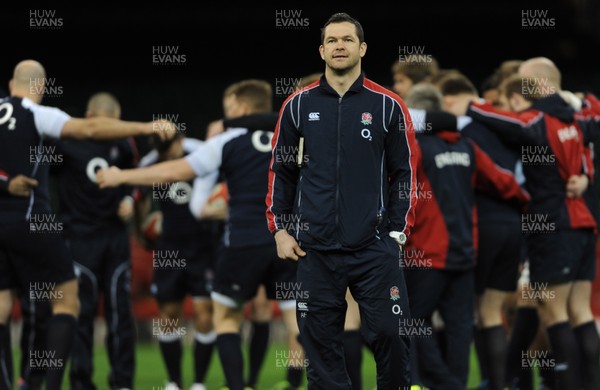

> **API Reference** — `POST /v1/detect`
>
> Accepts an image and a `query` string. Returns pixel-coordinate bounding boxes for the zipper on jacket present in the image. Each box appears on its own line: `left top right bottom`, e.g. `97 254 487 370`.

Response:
377 153 385 236
296 175 303 240
335 97 342 237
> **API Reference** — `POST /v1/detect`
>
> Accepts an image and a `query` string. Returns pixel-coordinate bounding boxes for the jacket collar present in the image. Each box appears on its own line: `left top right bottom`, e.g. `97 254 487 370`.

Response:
318 73 364 97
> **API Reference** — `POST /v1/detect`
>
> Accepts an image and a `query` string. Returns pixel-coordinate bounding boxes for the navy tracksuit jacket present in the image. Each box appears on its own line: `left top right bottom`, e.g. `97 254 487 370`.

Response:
266 74 418 250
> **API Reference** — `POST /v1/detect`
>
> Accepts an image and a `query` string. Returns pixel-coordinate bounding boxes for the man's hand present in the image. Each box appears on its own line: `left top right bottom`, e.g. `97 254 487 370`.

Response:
117 196 134 222
274 230 306 261
96 166 123 189
566 174 589 198
8 175 38 197
150 119 178 141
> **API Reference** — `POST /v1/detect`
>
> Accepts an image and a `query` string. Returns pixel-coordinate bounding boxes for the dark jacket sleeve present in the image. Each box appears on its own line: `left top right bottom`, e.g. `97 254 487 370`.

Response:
472 141 531 210
386 97 418 236
266 96 301 234
467 101 546 147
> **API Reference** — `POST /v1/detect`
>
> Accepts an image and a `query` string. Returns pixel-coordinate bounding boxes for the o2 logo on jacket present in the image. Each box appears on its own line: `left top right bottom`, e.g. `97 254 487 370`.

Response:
86 157 109 182
169 181 192 205
251 130 274 153
361 128 373 141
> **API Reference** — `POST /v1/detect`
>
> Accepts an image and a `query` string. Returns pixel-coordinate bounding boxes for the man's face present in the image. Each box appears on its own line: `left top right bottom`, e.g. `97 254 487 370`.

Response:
319 21 366 74
393 73 414 99
508 93 531 113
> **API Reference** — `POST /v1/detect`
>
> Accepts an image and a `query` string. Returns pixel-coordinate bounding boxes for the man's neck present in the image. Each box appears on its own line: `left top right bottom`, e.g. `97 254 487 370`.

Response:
325 67 361 97
12 89 42 104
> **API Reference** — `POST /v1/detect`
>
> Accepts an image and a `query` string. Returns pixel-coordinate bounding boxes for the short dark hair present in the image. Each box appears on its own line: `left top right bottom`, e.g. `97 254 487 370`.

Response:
391 55 440 84
438 74 478 96
500 74 542 102
480 72 500 94
321 12 364 43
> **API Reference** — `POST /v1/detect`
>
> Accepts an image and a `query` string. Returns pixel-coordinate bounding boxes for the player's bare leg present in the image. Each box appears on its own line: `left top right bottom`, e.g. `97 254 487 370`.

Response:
479 289 509 328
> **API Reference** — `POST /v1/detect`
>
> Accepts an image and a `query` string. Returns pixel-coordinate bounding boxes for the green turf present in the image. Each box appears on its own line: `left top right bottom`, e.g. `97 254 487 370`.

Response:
12 341 540 389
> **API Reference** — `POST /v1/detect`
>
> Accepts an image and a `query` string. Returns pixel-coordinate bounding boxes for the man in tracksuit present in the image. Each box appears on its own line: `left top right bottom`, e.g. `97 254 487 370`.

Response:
265 12 418 390
402 83 530 390
466 59 600 389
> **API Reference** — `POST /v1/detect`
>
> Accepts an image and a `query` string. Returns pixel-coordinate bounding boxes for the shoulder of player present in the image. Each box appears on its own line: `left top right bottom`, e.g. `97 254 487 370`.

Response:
193 128 249 157
210 127 248 143
362 78 402 102
21 97 69 117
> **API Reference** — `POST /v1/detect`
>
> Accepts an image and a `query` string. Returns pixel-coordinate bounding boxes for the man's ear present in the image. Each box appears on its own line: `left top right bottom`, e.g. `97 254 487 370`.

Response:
319 45 325 60
359 42 367 58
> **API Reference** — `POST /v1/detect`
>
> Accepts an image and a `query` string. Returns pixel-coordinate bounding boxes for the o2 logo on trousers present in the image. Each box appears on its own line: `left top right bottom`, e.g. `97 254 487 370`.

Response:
86 157 109 182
